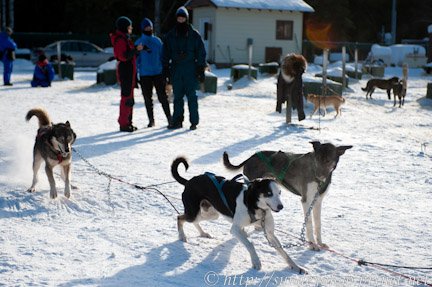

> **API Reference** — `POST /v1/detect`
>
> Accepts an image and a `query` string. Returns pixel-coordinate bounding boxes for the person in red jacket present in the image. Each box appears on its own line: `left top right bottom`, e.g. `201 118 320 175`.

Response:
110 16 143 132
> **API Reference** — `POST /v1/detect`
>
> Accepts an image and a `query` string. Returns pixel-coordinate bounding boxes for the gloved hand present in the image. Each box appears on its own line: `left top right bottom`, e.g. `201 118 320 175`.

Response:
162 66 170 84
143 45 151 53
196 66 205 83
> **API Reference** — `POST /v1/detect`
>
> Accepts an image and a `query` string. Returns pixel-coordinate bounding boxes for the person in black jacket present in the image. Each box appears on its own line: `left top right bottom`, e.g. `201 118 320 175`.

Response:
162 7 206 130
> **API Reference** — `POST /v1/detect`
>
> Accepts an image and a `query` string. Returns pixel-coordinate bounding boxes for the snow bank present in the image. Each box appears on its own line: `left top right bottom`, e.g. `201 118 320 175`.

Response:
97 61 116 72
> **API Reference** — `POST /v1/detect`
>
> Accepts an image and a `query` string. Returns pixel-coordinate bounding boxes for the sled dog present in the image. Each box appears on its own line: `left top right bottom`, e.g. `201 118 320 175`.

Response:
171 156 306 273
223 141 352 250
26 108 76 199
392 80 406 107
306 94 346 118
362 76 399 100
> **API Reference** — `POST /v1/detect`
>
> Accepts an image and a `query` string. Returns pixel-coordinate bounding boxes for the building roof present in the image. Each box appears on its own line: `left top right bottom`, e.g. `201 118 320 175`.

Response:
185 0 314 13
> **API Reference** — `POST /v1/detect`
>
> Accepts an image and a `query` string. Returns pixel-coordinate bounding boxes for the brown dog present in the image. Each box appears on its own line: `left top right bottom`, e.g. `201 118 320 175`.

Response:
361 76 399 100
306 94 345 118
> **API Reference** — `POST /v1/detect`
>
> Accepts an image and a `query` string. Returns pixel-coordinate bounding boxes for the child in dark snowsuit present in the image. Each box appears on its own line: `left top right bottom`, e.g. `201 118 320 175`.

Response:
31 54 55 87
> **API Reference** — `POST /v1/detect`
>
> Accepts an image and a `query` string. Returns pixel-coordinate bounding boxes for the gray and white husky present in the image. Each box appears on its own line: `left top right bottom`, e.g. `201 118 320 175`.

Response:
26 108 76 199
223 141 352 250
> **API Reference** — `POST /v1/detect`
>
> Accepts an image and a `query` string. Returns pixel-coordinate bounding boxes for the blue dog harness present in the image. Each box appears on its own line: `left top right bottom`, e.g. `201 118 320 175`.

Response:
205 172 264 223
205 172 247 217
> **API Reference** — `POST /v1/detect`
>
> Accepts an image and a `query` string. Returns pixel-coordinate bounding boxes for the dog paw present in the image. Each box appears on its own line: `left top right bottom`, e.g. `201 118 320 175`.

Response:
307 242 321 251
297 266 308 275
50 190 58 199
252 259 262 270
64 187 71 199
179 236 187 243
27 187 35 193
200 232 212 239
318 243 329 249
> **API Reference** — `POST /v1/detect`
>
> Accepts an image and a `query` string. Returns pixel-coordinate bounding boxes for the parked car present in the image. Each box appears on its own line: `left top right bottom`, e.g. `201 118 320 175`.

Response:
32 40 114 67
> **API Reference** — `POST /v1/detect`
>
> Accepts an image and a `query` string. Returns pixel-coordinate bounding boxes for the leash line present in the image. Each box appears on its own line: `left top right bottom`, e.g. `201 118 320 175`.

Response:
72 147 180 215
276 228 432 286
357 260 432 270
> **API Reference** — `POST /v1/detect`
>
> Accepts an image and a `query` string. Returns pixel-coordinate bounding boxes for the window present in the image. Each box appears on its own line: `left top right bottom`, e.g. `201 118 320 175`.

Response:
80 43 98 53
276 20 293 40
62 42 80 52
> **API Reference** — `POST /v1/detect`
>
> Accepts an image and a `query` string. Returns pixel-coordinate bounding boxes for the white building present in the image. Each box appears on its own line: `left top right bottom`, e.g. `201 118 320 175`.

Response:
185 0 314 66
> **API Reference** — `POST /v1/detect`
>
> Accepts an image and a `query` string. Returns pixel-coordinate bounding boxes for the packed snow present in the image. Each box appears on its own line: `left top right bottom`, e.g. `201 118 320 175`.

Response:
1 59 431 287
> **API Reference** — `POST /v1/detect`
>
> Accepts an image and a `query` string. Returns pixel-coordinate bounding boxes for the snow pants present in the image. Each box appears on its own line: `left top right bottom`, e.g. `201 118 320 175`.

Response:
117 61 135 127
171 69 199 126
2 57 13 85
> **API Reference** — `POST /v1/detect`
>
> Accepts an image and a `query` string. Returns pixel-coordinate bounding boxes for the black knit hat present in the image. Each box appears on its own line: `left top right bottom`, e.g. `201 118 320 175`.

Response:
176 6 189 20
116 16 132 33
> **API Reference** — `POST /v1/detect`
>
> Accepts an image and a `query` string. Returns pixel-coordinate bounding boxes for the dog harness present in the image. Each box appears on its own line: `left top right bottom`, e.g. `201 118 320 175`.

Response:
205 172 264 223
256 151 330 195
205 172 233 216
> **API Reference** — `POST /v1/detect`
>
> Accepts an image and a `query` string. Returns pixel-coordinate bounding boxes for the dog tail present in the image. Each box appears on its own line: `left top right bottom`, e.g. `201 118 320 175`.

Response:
171 157 189 185
26 108 51 128
223 152 247 170
361 87 367 91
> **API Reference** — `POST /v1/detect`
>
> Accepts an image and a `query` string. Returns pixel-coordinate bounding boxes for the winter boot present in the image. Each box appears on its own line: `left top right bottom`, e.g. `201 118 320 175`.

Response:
162 102 172 126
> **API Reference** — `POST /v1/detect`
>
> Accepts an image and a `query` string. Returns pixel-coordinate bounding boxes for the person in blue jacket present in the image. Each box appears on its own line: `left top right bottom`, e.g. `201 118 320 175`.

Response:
31 54 55 87
162 6 206 130
0 27 17 86
135 18 172 128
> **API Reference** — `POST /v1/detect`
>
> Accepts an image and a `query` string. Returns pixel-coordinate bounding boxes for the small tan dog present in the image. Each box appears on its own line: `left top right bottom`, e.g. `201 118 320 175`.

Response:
306 94 345 118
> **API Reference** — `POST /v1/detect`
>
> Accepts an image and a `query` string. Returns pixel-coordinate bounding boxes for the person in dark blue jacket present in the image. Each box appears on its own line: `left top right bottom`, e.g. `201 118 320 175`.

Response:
162 6 206 130
0 27 17 86
31 54 55 87
135 18 172 128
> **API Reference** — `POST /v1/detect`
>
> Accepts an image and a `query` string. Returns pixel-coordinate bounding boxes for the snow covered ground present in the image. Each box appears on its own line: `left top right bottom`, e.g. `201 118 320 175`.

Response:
1 59 431 287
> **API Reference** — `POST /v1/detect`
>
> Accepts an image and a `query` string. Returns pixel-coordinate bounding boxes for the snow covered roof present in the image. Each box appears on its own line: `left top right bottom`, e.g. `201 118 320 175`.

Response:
185 0 314 13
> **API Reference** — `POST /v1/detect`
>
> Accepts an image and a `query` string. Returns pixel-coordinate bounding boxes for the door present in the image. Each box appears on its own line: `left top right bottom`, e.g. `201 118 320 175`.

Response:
62 41 83 64
199 18 211 62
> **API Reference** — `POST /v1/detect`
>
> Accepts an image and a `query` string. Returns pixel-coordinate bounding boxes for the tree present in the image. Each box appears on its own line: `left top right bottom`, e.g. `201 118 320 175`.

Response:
9 0 14 29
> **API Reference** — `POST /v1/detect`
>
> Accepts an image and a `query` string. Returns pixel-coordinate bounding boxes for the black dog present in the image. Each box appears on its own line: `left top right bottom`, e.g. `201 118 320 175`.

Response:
362 76 399 100
171 156 306 273
392 80 406 107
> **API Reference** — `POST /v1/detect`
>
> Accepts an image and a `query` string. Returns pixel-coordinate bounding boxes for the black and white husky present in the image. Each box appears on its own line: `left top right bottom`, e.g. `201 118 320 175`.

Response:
171 157 306 273
26 108 76 199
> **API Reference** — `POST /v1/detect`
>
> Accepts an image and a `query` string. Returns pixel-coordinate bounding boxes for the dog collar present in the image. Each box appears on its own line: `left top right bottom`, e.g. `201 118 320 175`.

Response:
57 152 64 163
